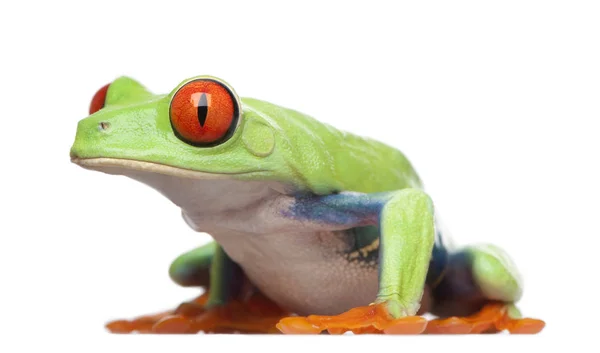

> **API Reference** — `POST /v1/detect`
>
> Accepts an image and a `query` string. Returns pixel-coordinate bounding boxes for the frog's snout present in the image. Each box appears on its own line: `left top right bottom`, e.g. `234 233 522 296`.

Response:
70 114 115 162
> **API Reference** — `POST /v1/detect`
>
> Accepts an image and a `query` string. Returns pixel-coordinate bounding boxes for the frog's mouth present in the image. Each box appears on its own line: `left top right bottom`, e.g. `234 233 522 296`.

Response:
70 156 266 180
70 155 288 220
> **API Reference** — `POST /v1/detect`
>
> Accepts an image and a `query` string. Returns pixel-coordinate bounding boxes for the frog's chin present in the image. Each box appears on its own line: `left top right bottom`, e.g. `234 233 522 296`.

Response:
70 156 291 217
70 157 262 180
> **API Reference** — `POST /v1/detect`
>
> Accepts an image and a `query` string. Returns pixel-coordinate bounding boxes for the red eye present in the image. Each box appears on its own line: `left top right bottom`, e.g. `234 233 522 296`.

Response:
89 83 110 115
169 78 240 146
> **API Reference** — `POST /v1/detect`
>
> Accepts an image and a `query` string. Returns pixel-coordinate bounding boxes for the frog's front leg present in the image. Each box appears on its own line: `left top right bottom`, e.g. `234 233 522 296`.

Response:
171 245 289 334
277 188 435 334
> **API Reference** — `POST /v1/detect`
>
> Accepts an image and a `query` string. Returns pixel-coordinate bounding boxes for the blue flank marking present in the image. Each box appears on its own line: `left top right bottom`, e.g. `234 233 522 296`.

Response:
284 191 395 226
284 190 452 287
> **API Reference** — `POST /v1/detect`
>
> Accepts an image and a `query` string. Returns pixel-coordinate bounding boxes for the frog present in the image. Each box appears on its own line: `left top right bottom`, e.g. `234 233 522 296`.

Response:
70 75 545 334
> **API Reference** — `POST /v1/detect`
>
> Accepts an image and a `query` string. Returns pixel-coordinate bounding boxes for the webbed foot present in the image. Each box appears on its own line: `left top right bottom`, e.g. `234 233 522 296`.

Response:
276 302 544 335
106 292 290 334
425 302 545 334
276 303 427 335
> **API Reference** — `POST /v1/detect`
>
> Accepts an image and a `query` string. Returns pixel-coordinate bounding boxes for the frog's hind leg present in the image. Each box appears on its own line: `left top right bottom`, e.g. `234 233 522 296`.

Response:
426 244 545 334
106 242 216 333
106 242 289 334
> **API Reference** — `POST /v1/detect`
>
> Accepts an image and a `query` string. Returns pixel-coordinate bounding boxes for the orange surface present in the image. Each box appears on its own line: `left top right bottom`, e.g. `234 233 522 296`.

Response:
106 295 544 335
425 302 545 334
106 292 288 334
277 303 427 334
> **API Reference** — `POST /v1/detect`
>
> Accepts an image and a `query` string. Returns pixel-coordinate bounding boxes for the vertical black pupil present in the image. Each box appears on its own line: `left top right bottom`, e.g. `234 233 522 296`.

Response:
197 93 208 127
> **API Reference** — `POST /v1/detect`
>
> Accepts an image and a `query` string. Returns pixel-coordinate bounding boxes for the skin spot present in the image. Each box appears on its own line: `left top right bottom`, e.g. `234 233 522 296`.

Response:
242 119 275 157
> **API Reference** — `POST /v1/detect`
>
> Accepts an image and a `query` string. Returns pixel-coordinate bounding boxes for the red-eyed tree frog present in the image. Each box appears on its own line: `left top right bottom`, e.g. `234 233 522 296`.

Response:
70 76 544 334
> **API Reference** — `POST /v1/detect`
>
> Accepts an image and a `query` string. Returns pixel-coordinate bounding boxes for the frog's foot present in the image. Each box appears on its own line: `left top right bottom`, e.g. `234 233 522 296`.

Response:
425 302 545 334
106 292 290 334
276 303 427 335
105 292 209 333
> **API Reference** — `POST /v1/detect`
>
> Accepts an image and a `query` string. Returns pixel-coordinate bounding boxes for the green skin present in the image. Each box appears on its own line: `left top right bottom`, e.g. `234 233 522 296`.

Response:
70 76 524 320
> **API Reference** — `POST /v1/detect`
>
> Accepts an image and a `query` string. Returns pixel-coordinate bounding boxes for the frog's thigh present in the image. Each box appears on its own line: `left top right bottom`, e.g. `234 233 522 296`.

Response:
466 244 523 303
431 244 523 317
169 241 216 287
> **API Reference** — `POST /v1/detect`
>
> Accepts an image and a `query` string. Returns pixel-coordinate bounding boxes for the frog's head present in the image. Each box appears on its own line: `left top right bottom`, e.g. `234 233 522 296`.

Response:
71 76 340 204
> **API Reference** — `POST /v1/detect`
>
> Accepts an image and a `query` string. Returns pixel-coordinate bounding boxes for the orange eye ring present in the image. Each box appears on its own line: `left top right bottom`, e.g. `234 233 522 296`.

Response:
169 78 240 147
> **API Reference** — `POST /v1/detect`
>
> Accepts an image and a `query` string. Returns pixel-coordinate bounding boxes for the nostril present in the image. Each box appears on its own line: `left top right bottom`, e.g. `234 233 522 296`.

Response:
98 122 111 131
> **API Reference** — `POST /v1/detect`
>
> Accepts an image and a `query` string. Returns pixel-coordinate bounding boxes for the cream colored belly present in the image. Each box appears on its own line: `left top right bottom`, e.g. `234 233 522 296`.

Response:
212 230 379 315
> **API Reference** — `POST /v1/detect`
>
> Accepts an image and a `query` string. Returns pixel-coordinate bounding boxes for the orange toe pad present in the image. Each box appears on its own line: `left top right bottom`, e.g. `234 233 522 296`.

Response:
106 292 290 334
277 302 544 335
107 297 544 335
425 302 545 334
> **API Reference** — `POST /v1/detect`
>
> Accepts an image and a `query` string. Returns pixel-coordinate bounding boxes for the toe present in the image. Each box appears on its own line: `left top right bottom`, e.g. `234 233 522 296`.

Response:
105 320 134 334
276 317 322 334
277 303 426 335
383 316 428 334
503 318 546 334
425 317 477 334
425 303 545 335
152 316 192 334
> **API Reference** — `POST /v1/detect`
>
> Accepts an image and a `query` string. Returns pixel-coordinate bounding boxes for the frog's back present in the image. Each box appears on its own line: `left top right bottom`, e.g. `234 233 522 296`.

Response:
242 98 422 194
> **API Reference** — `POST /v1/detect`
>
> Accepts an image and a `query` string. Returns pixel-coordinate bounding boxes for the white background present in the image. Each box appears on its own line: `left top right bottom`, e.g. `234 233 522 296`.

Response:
1 0 598 351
